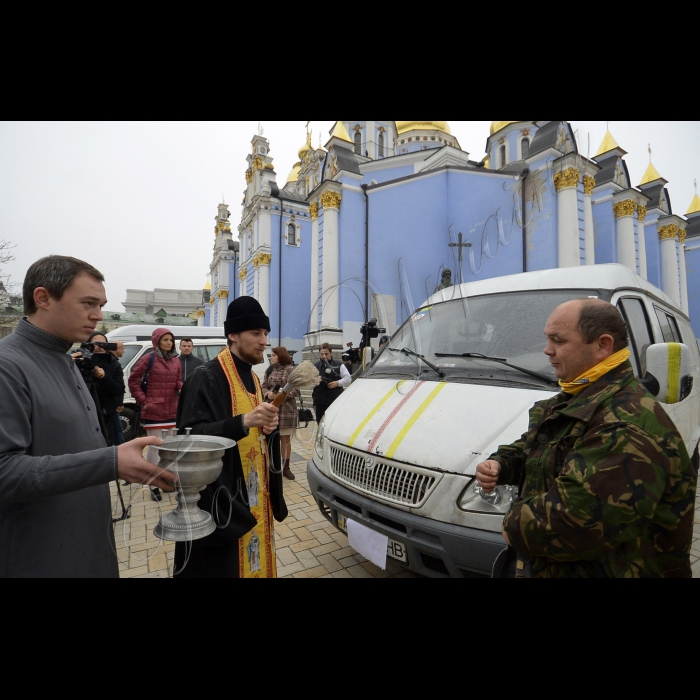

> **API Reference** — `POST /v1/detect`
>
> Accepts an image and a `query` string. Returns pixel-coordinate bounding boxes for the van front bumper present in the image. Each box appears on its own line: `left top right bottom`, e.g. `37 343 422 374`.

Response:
307 459 505 578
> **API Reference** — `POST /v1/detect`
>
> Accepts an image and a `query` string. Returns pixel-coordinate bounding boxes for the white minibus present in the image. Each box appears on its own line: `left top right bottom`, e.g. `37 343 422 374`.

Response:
307 265 700 578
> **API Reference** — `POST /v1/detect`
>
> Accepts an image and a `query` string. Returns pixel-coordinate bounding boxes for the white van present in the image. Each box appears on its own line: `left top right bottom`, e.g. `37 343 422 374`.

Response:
107 328 270 440
108 325 229 343
307 265 700 578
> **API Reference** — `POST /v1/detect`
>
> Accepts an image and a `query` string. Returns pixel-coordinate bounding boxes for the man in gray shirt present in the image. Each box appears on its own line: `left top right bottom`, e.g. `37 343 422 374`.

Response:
0 256 176 578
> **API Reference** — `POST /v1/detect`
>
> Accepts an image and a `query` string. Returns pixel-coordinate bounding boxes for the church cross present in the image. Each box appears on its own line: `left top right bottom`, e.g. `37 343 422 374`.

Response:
306 120 311 135
449 232 472 285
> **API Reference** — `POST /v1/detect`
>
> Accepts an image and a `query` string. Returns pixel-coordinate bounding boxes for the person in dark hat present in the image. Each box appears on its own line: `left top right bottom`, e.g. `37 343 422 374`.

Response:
175 296 286 579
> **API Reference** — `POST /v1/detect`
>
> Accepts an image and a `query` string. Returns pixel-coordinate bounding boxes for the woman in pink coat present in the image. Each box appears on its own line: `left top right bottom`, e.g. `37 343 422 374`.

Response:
128 328 183 501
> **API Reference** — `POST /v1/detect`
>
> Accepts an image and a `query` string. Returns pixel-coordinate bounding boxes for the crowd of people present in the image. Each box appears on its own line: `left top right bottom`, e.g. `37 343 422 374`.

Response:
0 254 696 579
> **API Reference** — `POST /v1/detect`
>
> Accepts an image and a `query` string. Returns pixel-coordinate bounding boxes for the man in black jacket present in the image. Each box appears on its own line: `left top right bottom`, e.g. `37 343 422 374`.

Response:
313 343 351 424
179 338 205 383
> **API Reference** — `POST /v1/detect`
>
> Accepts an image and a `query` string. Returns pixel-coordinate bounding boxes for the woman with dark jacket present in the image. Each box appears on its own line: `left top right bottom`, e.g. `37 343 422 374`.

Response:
84 332 126 447
263 347 299 481
128 327 183 501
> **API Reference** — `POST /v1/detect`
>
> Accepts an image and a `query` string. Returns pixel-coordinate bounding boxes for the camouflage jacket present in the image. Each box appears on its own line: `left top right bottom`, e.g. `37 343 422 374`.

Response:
491 361 696 578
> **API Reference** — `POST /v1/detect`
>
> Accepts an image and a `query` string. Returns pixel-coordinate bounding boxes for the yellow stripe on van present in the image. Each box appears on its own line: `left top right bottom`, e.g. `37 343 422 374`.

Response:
348 382 405 449
385 383 449 460
667 342 681 405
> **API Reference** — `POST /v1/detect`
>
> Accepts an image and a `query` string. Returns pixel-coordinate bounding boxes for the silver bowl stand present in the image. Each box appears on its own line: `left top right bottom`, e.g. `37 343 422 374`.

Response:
153 433 237 543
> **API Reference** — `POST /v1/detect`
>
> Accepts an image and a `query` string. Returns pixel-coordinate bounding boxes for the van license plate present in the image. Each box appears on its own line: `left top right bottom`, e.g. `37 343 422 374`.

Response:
387 539 408 564
337 515 408 565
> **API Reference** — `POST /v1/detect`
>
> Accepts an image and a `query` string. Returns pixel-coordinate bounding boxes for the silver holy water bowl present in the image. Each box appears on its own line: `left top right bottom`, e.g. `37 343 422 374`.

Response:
153 434 236 542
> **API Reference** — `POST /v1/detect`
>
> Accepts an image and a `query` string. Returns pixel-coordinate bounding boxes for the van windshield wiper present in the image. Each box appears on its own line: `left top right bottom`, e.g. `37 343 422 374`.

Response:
434 353 559 386
388 348 446 379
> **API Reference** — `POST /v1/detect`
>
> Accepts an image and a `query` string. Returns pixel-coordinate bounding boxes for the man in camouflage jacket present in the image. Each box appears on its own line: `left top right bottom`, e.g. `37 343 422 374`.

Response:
477 299 696 578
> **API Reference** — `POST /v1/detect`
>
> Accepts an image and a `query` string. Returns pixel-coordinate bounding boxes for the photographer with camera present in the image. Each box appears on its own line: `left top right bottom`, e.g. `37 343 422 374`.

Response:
0 256 176 578
312 343 351 424
359 318 387 368
72 332 125 447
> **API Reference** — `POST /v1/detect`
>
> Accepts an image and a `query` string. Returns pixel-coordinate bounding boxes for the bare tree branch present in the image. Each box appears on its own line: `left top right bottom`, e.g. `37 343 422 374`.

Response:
0 240 21 335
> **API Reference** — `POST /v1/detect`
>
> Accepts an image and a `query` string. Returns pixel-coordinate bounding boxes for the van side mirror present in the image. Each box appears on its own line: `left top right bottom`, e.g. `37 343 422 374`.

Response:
643 343 692 404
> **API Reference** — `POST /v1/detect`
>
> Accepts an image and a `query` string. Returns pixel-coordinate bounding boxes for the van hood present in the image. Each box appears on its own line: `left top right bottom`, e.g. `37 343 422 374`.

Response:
323 378 556 476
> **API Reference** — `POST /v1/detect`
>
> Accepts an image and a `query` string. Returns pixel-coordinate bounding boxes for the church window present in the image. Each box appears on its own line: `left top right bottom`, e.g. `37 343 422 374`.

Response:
286 223 301 247
378 132 385 158
354 131 362 155
521 138 530 160
499 145 507 168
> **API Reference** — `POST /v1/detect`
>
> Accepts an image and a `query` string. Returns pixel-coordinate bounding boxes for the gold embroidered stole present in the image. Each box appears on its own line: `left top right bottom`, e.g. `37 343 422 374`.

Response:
218 349 277 579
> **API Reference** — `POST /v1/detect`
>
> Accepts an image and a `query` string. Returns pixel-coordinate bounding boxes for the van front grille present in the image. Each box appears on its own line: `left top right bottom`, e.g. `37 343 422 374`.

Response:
330 445 440 508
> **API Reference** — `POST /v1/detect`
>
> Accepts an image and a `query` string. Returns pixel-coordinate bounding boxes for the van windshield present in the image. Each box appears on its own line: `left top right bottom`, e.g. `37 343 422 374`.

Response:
370 290 604 386
119 345 143 369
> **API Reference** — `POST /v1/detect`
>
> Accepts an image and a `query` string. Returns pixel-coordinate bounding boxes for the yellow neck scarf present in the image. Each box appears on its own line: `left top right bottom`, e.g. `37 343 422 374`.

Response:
559 348 631 396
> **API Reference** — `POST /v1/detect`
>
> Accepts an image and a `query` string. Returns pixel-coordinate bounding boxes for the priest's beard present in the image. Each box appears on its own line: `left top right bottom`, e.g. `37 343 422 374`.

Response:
234 349 260 365
230 342 264 366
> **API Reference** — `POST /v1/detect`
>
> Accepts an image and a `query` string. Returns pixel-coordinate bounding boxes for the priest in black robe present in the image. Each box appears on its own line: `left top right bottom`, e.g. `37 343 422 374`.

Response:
174 298 287 578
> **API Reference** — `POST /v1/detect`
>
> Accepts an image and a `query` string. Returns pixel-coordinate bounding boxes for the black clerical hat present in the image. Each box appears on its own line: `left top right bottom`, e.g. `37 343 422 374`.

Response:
224 296 271 337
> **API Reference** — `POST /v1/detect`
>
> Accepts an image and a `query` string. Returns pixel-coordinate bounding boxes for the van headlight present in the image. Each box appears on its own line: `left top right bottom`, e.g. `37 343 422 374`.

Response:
314 419 325 459
457 479 518 515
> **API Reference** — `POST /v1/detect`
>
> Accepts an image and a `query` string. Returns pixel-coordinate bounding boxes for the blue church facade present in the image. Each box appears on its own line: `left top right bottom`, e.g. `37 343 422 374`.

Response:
201 121 699 351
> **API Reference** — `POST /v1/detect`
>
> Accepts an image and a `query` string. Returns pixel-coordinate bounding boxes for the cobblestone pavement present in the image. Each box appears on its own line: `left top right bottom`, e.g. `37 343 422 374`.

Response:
112 427 700 579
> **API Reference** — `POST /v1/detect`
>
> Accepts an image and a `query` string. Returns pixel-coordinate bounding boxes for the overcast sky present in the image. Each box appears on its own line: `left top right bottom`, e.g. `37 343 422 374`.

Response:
1 120 698 311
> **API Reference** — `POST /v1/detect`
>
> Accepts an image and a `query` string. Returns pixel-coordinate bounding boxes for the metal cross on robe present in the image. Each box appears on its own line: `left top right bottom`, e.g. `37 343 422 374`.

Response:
449 232 472 285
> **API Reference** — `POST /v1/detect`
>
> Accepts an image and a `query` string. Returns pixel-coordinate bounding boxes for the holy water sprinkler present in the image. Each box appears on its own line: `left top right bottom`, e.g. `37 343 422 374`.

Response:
271 361 321 408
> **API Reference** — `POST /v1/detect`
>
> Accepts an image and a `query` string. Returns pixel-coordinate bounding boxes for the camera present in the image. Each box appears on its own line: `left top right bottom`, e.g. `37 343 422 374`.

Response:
345 343 360 364
74 341 118 380
360 318 386 350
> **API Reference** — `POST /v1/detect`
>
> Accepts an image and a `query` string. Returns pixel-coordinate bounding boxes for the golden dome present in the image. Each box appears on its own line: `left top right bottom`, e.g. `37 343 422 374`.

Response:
396 121 451 135
298 132 312 160
286 162 301 184
595 130 621 158
490 121 522 135
687 193 700 216
639 161 663 186
204 279 211 291
329 121 352 143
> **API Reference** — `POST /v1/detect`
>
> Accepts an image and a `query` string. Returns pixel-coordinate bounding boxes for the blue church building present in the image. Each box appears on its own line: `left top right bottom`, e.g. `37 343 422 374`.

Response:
201 121 699 352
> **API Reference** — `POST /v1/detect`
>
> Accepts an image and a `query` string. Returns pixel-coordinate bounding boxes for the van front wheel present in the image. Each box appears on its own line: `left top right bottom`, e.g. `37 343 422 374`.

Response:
120 408 136 442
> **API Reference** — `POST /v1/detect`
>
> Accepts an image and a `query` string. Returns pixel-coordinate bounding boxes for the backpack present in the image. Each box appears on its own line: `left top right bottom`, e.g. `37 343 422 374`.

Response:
140 353 156 396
